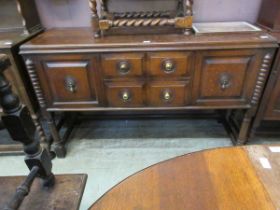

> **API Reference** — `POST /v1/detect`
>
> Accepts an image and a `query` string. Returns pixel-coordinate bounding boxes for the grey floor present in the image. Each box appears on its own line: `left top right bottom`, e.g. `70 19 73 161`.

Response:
0 118 279 210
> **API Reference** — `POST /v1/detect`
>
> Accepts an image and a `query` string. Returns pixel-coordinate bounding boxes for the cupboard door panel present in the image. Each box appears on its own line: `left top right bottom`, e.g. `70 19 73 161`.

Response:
193 50 263 106
35 55 103 108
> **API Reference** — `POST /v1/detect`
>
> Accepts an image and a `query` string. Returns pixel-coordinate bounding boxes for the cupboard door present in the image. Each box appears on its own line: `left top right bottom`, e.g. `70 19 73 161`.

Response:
35 55 103 108
193 50 264 107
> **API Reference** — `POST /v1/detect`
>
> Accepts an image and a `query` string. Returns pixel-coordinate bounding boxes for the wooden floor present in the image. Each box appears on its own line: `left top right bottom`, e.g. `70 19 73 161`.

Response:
89 145 280 210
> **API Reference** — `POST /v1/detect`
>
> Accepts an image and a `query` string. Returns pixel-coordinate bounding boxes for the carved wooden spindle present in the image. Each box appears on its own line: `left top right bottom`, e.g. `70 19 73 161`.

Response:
33 115 49 150
89 0 101 38
236 52 273 145
16 0 29 35
100 0 108 18
251 53 273 106
185 0 193 16
25 58 66 158
183 0 193 35
91 0 193 36
100 16 194 31
113 11 171 19
0 54 54 209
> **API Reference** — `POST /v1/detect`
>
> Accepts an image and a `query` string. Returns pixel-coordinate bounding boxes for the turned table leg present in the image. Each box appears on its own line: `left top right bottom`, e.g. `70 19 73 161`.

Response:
223 52 274 145
236 110 253 145
44 111 67 158
89 0 101 38
25 58 66 158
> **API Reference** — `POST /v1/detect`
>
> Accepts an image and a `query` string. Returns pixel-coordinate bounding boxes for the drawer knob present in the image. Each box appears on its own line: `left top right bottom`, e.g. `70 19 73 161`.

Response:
117 61 130 74
219 73 231 90
121 90 131 102
162 90 173 102
162 59 175 73
64 76 76 93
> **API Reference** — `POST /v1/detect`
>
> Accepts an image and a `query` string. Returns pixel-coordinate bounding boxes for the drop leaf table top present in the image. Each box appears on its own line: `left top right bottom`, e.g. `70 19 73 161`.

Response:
89 145 280 210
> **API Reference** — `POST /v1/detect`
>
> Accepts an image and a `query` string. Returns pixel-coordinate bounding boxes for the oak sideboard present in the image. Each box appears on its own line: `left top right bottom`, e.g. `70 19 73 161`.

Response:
20 28 277 157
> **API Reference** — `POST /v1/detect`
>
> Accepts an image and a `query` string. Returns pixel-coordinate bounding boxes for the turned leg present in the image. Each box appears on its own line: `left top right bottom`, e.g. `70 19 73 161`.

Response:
184 28 192 35
25 58 66 158
0 54 54 209
235 52 273 145
43 110 66 158
89 0 101 38
236 110 253 145
32 114 50 151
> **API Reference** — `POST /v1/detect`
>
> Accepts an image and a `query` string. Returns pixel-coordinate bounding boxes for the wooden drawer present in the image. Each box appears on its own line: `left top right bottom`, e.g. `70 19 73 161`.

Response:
101 53 144 78
147 52 192 77
34 55 102 107
147 81 190 107
105 82 145 107
193 50 263 106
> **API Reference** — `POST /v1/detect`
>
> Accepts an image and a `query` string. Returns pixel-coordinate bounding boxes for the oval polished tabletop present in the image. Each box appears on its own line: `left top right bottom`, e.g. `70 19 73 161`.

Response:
89 145 280 210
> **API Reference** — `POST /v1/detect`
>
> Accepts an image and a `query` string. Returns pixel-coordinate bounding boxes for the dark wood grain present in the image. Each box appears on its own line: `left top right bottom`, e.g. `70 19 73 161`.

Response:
147 81 190 107
89 146 279 210
192 49 263 107
105 81 145 107
257 0 280 32
251 6 280 135
246 146 280 207
0 0 42 33
147 52 192 77
19 27 277 156
0 174 87 210
101 53 144 78
20 28 277 53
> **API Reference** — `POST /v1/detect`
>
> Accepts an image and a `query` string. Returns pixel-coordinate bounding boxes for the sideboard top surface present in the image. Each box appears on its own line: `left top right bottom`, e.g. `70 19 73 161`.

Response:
269 32 280 43
20 28 277 54
0 31 34 49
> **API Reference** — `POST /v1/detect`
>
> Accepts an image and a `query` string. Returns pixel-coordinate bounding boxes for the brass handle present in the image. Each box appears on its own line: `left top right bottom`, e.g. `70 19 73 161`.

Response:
162 90 173 102
64 76 76 93
219 73 231 90
164 92 171 100
117 60 130 74
162 59 176 73
120 90 131 102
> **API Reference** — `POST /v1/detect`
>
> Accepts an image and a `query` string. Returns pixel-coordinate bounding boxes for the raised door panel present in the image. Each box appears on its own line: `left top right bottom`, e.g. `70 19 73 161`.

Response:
193 50 262 107
199 57 248 98
45 62 91 101
35 55 103 108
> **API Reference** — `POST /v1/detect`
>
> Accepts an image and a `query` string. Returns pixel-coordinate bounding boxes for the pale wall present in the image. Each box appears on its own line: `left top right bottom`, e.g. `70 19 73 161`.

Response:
35 0 262 28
